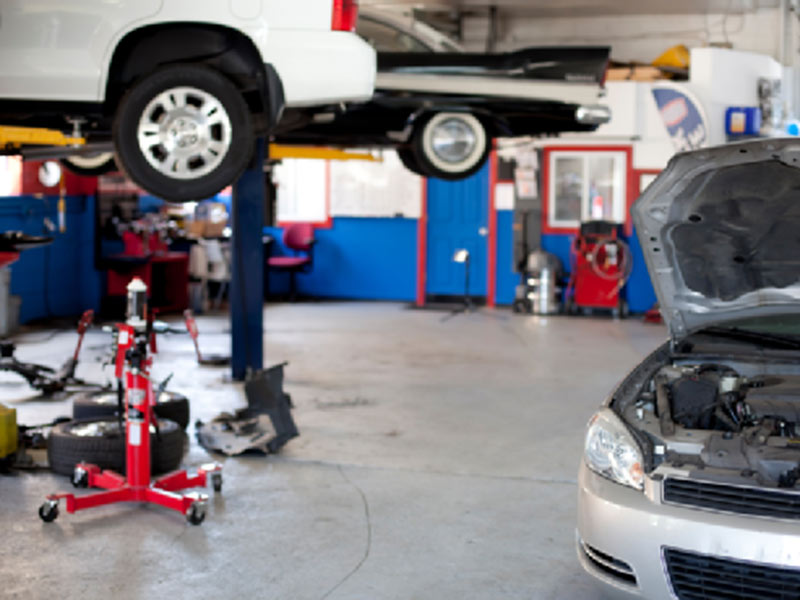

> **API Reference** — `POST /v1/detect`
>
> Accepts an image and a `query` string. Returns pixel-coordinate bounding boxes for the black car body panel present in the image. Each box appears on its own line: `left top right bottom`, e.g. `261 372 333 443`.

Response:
377 47 609 85
275 46 610 148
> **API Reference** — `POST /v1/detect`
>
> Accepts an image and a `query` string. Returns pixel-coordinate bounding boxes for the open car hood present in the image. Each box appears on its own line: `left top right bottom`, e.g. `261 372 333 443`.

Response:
632 139 800 341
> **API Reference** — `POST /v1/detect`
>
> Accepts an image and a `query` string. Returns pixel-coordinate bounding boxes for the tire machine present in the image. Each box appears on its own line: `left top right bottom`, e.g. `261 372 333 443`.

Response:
39 278 222 525
565 221 632 316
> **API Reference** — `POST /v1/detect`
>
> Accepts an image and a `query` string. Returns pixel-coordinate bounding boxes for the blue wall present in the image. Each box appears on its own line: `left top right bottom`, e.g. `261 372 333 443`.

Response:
495 209 520 305
265 217 417 301
1 195 101 323
261 212 658 310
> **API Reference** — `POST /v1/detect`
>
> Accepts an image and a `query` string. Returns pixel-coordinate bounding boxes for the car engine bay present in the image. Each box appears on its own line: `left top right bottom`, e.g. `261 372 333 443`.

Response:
621 357 800 489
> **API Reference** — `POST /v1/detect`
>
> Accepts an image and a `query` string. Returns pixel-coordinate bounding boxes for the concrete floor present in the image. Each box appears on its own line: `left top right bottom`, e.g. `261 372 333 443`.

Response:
0 302 666 599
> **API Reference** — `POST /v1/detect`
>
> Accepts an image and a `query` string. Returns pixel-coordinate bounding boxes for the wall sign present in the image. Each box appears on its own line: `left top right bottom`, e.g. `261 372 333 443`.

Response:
652 84 708 152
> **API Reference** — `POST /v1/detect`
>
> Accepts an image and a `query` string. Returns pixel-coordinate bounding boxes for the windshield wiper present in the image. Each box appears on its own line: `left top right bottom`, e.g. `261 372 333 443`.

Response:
695 326 800 350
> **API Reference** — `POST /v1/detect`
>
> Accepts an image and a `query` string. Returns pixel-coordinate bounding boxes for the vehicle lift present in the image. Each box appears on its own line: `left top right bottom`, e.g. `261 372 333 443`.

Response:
39 279 222 525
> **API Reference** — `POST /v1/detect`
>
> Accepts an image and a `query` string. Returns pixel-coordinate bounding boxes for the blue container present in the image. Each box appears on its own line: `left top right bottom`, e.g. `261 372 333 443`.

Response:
725 106 761 136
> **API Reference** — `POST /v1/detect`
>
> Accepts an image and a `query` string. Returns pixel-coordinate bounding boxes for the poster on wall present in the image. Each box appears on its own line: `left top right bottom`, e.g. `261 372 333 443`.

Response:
274 159 328 223
330 150 422 219
651 83 708 152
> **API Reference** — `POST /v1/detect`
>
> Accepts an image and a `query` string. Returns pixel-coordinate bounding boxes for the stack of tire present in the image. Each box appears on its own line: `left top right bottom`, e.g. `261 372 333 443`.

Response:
48 390 191 477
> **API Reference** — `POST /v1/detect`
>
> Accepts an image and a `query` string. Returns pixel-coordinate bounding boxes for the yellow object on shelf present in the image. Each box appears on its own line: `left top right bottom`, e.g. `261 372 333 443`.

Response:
0 403 17 460
269 144 380 162
652 44 690 70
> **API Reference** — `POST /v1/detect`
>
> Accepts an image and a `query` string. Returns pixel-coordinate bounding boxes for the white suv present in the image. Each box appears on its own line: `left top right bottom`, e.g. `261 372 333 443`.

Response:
0 0 375 200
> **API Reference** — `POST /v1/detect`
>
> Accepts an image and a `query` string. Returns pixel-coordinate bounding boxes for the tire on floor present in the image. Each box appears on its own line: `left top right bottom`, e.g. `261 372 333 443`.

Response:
72 390 190 430
47 418 185 477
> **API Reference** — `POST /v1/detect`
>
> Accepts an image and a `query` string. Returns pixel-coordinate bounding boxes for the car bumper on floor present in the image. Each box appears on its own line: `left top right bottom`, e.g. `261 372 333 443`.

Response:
576 462 800 600
267 31 376 107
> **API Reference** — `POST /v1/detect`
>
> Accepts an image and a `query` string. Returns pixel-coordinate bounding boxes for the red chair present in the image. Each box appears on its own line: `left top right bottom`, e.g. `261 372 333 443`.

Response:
267 223 315 300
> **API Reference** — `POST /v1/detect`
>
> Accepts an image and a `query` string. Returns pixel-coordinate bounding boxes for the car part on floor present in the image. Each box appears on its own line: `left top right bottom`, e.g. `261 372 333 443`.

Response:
0 309 106 395
196 362 298 455
9 416 70 471
565 221 632 317
113 64 255 202
47 417 184 477
41 278 221 525
184 309 230 366
72 389 190 430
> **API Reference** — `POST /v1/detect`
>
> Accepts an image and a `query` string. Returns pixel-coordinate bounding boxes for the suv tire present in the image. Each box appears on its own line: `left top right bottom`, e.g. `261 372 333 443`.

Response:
113 64 254 201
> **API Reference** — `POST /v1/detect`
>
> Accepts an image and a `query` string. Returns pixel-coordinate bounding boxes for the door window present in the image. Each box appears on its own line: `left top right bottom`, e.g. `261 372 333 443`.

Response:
548 151 627 229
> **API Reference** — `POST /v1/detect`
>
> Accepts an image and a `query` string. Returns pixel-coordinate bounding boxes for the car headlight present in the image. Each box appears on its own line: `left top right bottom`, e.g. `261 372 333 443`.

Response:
584 409 644 490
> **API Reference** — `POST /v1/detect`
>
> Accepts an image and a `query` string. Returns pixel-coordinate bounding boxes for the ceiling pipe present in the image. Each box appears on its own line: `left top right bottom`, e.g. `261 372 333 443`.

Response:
486 5 498 53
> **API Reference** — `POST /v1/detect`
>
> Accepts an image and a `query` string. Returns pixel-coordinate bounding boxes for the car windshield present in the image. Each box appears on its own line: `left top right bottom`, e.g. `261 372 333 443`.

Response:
357 17 433 52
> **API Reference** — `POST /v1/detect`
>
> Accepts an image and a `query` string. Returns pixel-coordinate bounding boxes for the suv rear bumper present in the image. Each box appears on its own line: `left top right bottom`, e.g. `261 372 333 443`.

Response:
266 31 376 107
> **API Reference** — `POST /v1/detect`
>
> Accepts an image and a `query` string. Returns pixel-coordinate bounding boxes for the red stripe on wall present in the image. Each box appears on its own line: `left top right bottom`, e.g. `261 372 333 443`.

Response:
416 177 428 307
487 149 497 308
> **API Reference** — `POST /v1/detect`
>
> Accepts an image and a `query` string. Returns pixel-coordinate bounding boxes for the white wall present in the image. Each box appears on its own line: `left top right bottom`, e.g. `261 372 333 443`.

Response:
461 9 781 63
690 46 783 143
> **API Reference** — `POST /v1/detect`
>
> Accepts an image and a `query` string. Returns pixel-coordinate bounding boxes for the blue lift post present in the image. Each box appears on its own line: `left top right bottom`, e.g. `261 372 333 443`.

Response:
230 138 266 380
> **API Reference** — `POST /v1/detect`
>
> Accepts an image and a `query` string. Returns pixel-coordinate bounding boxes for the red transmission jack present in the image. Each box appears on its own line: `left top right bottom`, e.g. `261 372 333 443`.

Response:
566 221 633 317
39 278 221 525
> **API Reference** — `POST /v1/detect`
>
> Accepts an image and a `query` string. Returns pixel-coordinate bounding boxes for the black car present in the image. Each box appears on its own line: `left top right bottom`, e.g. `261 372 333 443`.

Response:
275 10 611 180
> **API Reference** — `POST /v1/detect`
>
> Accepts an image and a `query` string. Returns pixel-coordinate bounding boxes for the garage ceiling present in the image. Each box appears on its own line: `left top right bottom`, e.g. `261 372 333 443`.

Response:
363 0 780 17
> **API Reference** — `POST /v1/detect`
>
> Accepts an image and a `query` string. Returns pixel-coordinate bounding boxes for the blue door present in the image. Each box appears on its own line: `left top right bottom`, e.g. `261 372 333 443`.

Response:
426 164 489 298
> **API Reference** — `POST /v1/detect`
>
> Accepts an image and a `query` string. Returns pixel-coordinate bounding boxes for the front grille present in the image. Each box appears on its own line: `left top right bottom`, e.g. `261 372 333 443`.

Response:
580 540 637 586
664 548 800 600
663 477 800 520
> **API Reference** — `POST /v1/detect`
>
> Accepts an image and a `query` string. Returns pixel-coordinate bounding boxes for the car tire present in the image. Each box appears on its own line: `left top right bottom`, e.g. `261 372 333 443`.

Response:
113 64 254 201
47 418 184 477
396 147 428 177
411 112 490 181
60 152 117 177
72 390 191 430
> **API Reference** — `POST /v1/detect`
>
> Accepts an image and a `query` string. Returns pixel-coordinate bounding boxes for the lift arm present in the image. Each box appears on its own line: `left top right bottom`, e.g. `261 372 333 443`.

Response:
0 125 85 150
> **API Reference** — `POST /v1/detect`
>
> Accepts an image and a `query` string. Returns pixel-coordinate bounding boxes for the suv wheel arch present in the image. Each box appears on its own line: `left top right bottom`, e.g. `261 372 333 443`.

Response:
104 23 284 133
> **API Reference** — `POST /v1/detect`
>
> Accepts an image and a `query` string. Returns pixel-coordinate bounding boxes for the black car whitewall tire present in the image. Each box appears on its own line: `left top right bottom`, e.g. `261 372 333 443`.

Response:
412 112 489 180
61 152 117 176
113 64 254 201
396 147 428 177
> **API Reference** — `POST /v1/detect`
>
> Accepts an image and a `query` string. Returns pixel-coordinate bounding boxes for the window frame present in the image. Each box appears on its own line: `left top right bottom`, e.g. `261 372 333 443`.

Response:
541 145 634 235
274 159 332 229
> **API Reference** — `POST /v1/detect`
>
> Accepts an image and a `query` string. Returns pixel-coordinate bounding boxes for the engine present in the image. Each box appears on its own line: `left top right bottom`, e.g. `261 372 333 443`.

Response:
656 365 800 437
641 365 800 486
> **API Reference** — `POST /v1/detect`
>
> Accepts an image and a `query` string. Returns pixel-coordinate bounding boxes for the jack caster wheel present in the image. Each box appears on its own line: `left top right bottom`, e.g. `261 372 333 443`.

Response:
211 473 222 493
38 500 59 523
72 467 89 489
187 502 206 525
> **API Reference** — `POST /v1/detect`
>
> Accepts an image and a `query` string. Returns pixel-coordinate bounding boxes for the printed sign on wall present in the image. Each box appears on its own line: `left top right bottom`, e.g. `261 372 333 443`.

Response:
652 84 708 152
